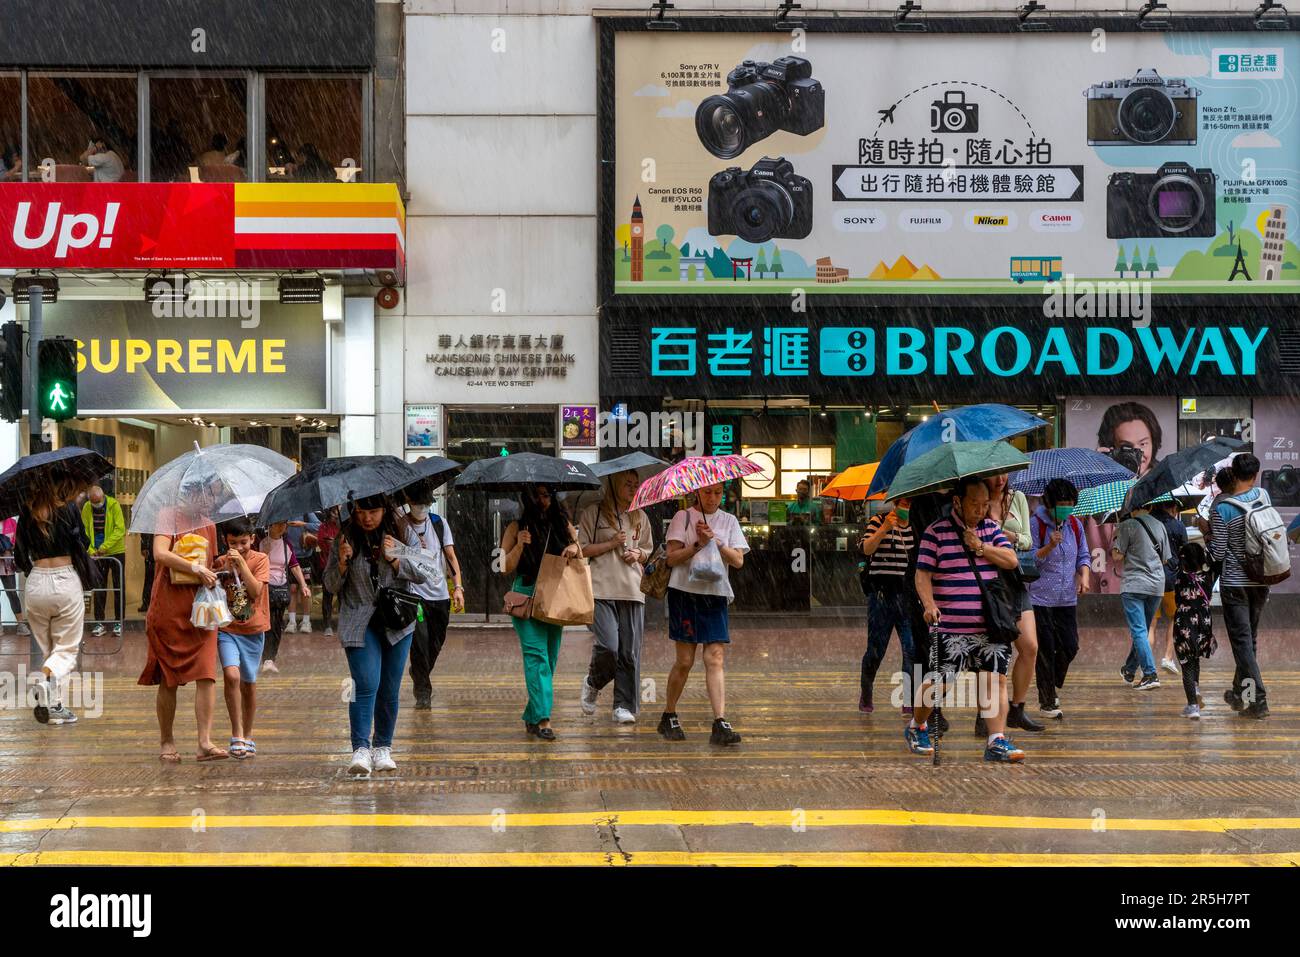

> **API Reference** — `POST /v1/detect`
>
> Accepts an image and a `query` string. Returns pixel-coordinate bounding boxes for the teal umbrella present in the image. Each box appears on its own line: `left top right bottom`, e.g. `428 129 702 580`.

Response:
1074 479 1174 520
885 440 1030 501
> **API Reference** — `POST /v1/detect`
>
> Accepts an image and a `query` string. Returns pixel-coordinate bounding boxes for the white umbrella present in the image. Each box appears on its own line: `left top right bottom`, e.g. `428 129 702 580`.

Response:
129 442 297 537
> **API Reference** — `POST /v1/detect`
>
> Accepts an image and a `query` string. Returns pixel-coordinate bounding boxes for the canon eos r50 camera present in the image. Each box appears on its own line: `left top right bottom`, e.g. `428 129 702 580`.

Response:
695 56 825 160
1107 162 1216 238
1085 69 1200 146
708 157 813 244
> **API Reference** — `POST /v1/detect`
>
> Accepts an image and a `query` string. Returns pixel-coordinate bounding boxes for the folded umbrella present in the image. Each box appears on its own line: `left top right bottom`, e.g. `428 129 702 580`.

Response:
132 443 297 537
0 448 112 519
1008 448 1135 497
630 455 762 511
453 452 600 493
1122 437 1245 515
868 404 1049 497
885 440 1030 501
821 462 886 501
258 456 418 526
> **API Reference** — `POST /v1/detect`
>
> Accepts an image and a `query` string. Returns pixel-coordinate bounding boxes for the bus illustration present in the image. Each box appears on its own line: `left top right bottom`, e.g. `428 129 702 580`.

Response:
1009 256 1063 283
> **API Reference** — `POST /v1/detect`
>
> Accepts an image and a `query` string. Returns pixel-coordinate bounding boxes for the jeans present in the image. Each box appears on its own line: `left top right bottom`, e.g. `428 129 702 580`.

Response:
1221 586 1269 705
1121 593 1161 678
343 625 413 751
860 589 914 704
1033 604 1079 707
409 597 451 701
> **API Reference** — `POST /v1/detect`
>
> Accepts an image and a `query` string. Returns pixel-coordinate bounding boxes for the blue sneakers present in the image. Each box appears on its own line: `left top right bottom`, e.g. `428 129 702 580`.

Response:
904 724 934 755
983 735 1025 763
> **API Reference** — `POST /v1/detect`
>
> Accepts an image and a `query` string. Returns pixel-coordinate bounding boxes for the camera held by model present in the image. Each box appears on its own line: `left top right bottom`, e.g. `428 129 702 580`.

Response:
708 156 814 244
695 56 825 160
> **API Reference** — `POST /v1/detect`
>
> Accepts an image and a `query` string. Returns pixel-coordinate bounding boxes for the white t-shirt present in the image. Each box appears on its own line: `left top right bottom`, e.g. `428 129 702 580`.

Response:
404 514 454 601
666 507 749 602
87 150 124 182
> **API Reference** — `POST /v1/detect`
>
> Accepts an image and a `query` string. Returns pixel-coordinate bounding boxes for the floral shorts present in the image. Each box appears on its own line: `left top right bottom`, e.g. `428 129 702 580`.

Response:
927 630 1011 677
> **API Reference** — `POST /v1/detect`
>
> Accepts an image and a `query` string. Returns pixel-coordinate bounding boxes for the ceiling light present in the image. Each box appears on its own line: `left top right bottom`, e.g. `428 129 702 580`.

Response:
278 275 324 304
12 275 58 303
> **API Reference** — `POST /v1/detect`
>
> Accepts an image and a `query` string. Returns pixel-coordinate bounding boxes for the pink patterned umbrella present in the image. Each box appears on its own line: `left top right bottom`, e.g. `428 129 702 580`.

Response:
630 455 763 511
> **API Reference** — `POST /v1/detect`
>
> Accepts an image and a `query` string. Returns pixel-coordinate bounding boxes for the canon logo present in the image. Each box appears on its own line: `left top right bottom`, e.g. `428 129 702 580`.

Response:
12 201 120 258
1042 215 1072 222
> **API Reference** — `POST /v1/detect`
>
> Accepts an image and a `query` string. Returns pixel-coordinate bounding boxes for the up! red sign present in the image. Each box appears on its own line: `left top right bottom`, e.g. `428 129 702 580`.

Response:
0 184 236 269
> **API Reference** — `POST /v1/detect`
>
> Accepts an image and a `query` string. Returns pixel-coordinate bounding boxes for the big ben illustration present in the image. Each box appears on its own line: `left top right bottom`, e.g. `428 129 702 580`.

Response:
630 196 644 282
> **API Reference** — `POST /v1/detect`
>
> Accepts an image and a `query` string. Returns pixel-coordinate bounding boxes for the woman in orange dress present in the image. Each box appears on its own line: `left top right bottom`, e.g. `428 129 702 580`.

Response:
137 499 227 762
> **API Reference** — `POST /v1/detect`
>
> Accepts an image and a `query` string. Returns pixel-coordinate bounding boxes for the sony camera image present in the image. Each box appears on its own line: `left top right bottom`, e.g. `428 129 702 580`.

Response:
707 156 813 244
1085 69 1200 146
1107 162 1216 238
1263 466 1300 507
694 56 825 160
930 90 979 134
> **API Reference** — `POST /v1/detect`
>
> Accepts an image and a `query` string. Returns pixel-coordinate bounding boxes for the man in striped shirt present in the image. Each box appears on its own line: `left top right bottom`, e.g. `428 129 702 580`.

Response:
1210 453 1270 719
905 477 1026 763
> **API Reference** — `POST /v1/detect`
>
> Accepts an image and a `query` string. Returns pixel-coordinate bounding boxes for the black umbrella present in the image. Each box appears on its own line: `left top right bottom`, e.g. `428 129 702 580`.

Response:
0 448 112 518
1123 437 1245 513
566 452 670 512
393 455 463 497
258 456 418 526
453 452 600 493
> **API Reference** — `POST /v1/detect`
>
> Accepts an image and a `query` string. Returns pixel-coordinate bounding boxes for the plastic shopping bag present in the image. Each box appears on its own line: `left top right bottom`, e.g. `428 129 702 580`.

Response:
191 584 234 630
687 539 725 584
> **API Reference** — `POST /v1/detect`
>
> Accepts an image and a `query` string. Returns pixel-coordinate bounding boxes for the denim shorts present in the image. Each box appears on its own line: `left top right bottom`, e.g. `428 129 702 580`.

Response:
667 588 730 644
218 630 265 683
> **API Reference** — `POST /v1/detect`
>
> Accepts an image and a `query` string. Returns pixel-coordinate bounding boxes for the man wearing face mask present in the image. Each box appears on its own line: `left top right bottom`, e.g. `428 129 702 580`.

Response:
1028 479 1091 719
397 483 464 710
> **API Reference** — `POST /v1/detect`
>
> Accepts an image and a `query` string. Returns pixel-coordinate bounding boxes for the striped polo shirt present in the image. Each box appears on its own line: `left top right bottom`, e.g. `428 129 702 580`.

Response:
915 515 1012 634
863 514 916 586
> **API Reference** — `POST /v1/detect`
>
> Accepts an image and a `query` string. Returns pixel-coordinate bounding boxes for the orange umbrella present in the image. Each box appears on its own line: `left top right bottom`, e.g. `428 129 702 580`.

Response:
820 462 886 501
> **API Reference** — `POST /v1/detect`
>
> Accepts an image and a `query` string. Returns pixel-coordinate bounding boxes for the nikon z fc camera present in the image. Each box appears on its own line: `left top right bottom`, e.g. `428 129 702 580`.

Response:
695 56 825 159
1085 69 1200 146
1107 162 1216 238
708 157 813 244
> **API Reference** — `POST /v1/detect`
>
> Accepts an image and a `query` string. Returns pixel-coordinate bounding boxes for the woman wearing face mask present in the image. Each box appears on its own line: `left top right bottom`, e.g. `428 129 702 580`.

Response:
1027 479 1091 719
984 473 1044 735
577 469 654 724
501 485 580 741
323 495 429 776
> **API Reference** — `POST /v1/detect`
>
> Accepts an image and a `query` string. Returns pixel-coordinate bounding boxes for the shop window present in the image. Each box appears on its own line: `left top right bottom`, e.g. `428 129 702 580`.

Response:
1178 397 1251 452
27 73 138 182
265 76 363 182
0 74 20 182
149 75 247 183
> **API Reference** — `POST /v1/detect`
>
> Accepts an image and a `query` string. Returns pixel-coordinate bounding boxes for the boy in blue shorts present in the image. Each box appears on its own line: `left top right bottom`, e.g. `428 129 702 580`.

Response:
215 518 270 759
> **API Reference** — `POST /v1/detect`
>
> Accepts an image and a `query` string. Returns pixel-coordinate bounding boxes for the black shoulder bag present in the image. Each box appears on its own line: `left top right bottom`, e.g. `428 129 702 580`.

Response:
369 537 423 631
958 524 1021 645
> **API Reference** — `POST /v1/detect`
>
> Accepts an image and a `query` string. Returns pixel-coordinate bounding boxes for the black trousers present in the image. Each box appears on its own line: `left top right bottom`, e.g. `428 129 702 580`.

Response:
140 557 155 611
92 555 124 623
264 595 289 661
1 572 21 617
1221 586 1269 705
1181 656 1201 706
409 597 451 701
1032 604 1080 707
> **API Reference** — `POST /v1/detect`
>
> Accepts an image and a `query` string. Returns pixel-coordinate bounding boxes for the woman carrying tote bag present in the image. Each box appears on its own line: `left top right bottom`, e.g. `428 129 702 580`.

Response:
500 484 580 742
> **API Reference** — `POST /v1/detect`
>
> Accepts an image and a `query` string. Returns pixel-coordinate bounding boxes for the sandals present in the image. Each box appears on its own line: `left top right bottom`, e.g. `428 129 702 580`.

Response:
243 739 257 757
196 745 229 762
159 750 182 764
229 738 249 759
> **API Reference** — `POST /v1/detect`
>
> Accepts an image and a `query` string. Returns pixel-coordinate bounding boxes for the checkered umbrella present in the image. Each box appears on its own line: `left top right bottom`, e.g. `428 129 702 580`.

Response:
1073 479 1174 520
1008 448 1134 497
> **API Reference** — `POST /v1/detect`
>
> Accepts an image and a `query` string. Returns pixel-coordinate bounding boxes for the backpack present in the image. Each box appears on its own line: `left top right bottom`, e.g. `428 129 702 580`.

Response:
1133 514 1178 593
1225 493 1292 585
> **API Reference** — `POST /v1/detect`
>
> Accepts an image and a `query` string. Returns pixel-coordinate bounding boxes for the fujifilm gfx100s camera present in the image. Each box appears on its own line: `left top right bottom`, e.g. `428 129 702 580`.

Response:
695 56 825 159
1107 162 1216 238
1085 69 1200 146
708 157 813 244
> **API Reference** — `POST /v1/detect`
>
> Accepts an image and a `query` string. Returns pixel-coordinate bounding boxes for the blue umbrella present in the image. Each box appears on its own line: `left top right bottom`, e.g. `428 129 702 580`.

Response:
1009 448 1135 497
867 404 1050 497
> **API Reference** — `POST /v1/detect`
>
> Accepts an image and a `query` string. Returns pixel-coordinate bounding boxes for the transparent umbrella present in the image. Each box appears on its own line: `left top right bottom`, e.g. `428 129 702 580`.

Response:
128 442 297 537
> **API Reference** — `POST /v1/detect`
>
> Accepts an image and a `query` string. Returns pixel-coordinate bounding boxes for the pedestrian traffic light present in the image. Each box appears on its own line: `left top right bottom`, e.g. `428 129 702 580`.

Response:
0 322 22 423
37 337 78 422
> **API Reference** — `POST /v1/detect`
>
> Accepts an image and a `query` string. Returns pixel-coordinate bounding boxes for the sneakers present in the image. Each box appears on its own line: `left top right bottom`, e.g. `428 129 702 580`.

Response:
580 676 599 715
1120 667 1136 685
413 695 432 711
324 626 335 638
113 623 122 637
90 623 106 637
657 712 686 741
613 707 636 724
709 718 742 746
984 735 1025 763
45 703 78 725
1133 674 1161 691
261 660 279 675
1240 701 1270 720
1224 689 1245 712
371 746 397 773
904 724 934 756
1182 704 1201 720
1006 703 1045 733
1039 699 1063 719
1161 657 1180 675
16 622 30 636
347 748 372 776
298 618 312 634
858 690 873 714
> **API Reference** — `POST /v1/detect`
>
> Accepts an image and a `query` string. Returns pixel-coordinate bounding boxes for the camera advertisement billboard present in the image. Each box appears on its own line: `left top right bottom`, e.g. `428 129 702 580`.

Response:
611 31 1300 298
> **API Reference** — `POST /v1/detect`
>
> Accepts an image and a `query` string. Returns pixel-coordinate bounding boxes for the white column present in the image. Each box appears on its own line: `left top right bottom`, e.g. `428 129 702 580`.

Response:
339 295 376 456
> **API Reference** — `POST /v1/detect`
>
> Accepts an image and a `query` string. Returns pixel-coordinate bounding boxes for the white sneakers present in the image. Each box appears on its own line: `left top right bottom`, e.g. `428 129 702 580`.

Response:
261 660 280 675
371 746 397 773
613 708 636 725
298 618 313 634
348 748 373 776
1161 657 1180 675
90 624 106 637
324 626 334 637
580 677 598 715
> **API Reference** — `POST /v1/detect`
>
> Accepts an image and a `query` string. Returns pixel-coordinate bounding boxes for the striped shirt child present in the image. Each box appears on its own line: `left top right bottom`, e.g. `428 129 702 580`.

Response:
915 515 1012 634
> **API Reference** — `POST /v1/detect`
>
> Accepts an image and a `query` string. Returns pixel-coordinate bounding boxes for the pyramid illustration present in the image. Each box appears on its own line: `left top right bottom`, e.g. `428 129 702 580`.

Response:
911 264 941 280
886 255 918 279
867 261 889 280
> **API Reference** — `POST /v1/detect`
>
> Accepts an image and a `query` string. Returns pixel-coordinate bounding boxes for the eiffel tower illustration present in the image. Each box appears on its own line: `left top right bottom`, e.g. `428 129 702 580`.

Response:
1228 240 1252 281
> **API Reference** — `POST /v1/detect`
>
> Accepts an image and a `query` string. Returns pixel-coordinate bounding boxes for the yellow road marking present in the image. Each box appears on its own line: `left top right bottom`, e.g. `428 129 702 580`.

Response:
3 850 1298 867
5 808 1300 834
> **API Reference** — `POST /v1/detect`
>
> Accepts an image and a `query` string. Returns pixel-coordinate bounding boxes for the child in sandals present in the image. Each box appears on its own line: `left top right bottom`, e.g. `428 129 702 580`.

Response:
215 518 270 757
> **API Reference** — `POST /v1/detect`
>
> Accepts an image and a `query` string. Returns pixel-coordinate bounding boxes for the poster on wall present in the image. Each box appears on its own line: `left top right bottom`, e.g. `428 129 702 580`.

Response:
611 31 1300 297
560 405 598 450
1064 395 1179 595
1249 397 1300 594
405 404 442 449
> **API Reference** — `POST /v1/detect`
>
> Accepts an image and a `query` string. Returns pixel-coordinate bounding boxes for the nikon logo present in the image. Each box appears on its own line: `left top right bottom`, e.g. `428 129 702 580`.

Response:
973 215 1008 226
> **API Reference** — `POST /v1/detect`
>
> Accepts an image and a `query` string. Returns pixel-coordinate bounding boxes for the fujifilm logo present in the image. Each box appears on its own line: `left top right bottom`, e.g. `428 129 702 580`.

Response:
1041 274 1152 327
50 887 151 938
149 272 262 329
598 410 704 457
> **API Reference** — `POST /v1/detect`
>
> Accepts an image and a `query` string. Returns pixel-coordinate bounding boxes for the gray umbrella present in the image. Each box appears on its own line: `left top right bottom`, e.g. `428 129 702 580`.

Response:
566 452 670 512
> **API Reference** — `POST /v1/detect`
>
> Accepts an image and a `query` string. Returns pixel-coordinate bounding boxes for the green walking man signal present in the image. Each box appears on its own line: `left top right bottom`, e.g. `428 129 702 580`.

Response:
37 337 78 422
